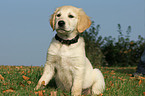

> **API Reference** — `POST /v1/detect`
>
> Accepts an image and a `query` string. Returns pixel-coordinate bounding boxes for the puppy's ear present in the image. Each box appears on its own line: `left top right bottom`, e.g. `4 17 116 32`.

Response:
77 9 91 33
50 8 59 31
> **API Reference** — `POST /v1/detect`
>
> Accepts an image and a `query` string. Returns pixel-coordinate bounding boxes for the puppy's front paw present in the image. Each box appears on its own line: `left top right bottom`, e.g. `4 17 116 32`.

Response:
34 81 46 90
34 85 40 90
71 88 82 96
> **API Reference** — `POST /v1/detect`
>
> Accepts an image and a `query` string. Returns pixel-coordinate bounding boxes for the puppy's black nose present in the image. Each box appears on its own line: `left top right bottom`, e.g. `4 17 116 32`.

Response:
58 20 65 27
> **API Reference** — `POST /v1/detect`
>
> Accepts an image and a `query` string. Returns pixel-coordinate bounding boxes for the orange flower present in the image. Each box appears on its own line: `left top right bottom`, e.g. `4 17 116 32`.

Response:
140 77 145 79
143 92 145 96
35 90 45 96
22 75 30 81
38 90 44 96
139 80 142 86
27 81 31 85
0 74 4 81
21 71 25 74
27 70 31 73
3 89 15 93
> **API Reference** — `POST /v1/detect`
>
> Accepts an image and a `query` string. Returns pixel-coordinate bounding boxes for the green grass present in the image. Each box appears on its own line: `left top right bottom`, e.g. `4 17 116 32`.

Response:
0 66 145 96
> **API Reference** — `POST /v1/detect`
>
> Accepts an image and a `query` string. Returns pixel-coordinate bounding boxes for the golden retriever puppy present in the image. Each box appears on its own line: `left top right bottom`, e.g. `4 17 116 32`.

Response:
35 6 105 96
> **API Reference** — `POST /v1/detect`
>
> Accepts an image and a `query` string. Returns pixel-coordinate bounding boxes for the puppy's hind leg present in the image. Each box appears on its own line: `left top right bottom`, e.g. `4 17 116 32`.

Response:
92 69 105 95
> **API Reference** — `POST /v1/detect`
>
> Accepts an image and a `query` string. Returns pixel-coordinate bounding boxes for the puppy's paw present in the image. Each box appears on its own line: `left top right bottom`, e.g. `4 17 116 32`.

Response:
34 85 40 90
71 88 82 96
34 83 42 90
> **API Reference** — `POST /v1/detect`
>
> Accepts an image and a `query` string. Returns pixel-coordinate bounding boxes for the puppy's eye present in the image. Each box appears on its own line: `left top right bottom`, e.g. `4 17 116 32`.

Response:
57 14 61 17
68 15 74 18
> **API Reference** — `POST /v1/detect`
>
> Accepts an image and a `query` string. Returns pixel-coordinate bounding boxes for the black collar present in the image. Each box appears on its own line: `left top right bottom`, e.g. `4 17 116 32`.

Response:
55 34 79 45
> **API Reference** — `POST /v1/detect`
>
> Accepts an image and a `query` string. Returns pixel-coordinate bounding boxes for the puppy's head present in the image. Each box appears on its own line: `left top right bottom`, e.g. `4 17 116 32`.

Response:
50 6 91 34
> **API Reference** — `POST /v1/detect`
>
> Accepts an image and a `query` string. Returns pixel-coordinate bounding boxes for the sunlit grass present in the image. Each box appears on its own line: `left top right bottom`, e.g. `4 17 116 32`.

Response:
0 66 145 96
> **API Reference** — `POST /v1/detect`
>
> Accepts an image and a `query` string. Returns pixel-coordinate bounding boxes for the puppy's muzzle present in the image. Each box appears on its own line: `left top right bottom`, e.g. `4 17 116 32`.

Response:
58 20 65 27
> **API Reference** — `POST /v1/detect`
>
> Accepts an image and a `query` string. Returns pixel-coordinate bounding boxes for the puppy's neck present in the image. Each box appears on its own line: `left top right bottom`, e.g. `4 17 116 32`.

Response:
57 31 78 40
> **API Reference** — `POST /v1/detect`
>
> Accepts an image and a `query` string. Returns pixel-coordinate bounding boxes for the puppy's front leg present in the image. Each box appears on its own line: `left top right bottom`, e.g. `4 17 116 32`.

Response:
35 56 55 90
71 68 84 96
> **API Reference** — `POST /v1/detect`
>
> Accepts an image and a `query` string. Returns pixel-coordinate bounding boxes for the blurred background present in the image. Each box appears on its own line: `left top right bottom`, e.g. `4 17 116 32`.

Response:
0 0 144 66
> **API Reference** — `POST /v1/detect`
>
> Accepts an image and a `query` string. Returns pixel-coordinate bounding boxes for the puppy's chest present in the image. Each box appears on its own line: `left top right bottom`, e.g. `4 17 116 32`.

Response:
53 46 79 74
54 55 74 84
56 45 76 57
48 41 84 72
54 55 75 72
54 45 80 68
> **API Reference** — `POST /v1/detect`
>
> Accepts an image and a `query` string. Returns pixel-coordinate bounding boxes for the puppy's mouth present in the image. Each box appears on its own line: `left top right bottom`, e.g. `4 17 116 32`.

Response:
56 28 71 33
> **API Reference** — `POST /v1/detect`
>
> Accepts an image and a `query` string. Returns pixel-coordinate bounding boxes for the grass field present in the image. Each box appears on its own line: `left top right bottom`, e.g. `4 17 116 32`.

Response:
0 65 145 96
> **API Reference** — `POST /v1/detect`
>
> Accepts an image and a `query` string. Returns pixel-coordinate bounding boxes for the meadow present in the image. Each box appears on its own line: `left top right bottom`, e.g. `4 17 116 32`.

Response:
0 65 145 96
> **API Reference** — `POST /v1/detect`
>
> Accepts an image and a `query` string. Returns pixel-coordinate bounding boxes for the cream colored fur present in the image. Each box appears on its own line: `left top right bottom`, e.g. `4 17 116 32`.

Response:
35 6 105 96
